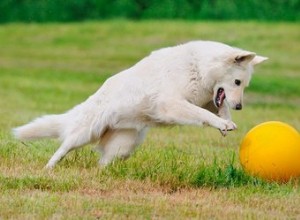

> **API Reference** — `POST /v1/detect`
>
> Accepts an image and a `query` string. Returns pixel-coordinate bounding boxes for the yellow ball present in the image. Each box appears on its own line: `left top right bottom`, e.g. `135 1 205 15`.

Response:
240 121 300 182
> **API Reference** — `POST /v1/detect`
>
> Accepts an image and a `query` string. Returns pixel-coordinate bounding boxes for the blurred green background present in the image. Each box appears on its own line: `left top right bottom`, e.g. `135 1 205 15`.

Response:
0 0 299 23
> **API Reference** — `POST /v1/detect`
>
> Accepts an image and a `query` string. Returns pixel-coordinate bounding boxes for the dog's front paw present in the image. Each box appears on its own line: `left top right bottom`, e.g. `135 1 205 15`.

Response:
218 120 237 136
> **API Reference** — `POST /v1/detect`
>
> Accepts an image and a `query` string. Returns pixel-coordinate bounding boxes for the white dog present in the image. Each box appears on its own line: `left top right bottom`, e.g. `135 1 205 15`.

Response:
13 41 267 168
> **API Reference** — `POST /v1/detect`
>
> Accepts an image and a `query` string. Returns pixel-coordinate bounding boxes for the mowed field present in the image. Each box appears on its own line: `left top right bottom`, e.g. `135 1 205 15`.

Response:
0 21 299 219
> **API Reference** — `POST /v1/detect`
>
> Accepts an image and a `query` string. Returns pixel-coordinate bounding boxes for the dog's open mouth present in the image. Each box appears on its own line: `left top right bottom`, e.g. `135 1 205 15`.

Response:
215 88 226 108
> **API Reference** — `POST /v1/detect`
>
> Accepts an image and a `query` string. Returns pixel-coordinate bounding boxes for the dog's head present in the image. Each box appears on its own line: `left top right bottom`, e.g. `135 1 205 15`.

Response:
213 51 268 110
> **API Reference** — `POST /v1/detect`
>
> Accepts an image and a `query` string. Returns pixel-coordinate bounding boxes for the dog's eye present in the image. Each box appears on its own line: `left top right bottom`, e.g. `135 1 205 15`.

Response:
235 79 241 86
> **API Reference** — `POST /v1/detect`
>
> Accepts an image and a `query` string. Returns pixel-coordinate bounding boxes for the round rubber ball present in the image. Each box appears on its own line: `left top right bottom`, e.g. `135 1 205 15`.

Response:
240 121 300 182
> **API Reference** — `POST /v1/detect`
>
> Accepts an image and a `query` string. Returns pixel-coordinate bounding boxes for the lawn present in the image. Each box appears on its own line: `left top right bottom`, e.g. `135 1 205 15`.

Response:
0 20 299 219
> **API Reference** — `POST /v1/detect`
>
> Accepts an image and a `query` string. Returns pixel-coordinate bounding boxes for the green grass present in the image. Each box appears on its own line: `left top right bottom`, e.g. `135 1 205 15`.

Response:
0 20 300 219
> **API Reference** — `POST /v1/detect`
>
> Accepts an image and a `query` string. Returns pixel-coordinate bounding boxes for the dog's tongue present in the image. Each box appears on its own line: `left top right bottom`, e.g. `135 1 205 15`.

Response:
219 90 225 105
216 88 226 107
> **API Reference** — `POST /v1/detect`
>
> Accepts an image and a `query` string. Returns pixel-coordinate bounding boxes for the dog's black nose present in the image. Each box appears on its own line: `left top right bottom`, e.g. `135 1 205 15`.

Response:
235 103 242 110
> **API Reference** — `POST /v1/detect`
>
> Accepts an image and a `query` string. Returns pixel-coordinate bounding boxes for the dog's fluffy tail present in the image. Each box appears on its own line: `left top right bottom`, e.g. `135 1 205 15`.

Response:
13 114 64 140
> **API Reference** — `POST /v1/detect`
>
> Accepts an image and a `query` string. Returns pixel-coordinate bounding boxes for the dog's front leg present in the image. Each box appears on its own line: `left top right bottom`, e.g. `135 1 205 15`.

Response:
153 99 236 135
203 100 231 120
218 102 231 120
203 101 232 135
217 103 233 136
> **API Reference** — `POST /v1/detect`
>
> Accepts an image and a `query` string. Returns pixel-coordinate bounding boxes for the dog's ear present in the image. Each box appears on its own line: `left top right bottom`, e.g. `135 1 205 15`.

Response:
234 52 256 66
251 55 268 66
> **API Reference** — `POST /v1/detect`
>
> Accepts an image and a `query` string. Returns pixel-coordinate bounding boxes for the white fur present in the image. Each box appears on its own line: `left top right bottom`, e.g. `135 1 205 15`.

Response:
13 41 268 168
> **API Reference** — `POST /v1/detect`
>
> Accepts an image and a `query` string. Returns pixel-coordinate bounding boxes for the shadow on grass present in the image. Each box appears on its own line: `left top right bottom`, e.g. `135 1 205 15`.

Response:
192 162 262 188
102 146 298 191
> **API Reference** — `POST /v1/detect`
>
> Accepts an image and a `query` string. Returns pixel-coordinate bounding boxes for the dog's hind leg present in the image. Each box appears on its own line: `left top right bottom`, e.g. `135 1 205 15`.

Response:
45 131 91 169
97 128 148 167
